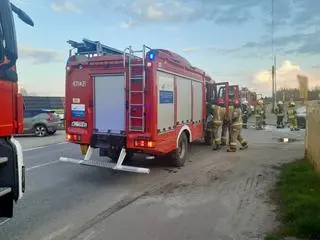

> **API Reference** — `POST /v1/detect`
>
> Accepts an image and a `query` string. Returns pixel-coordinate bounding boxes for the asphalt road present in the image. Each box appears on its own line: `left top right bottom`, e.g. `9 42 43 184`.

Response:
0 122 306 240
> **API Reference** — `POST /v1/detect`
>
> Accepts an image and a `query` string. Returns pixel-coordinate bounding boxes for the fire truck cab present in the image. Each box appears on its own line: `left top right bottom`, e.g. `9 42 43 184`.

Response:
0 0 33 218
61 39 216 174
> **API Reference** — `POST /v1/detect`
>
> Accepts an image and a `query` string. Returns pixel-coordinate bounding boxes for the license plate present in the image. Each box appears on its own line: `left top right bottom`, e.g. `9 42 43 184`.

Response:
71 121 88 128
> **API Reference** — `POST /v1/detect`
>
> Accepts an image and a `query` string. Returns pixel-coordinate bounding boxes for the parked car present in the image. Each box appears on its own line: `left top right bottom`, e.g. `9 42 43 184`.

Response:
23 109 61 137
296 105 306 129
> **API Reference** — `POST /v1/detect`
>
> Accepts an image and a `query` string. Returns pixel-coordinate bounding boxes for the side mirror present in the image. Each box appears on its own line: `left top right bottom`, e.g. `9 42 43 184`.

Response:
10 3 34 26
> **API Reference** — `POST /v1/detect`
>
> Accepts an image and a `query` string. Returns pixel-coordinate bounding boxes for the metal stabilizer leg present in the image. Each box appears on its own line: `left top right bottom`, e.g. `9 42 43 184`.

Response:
59 147 150 174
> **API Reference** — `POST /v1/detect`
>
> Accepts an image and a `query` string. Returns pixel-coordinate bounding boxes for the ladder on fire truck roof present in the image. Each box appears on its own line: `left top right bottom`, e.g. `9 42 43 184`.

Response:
67 38 124 56
123 45 151 132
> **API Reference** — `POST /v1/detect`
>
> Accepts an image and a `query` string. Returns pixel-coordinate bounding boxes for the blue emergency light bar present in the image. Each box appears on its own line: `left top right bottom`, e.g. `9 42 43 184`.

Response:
148 50 157 61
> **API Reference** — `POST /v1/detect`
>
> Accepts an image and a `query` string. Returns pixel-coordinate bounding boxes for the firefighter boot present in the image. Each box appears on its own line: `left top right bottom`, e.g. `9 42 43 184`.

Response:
227 145 236 152
240 142 248 150
213 144 221 151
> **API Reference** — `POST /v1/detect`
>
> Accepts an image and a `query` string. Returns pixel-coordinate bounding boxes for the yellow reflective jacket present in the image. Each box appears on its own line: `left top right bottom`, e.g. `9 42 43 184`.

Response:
211 104 226 125
287 107 296 120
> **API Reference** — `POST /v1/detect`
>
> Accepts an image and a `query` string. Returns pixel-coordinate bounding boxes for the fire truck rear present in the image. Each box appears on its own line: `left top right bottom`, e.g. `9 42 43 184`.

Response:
0 0 33 218
60 39 221 174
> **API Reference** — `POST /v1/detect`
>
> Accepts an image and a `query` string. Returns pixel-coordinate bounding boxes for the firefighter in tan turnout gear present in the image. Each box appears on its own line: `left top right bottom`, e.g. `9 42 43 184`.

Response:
227 100 248 152
221 118 229 146
211 98 227 150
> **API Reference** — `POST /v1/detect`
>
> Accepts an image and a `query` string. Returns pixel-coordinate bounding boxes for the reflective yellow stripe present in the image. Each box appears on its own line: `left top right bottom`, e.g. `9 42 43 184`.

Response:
214 120 222 124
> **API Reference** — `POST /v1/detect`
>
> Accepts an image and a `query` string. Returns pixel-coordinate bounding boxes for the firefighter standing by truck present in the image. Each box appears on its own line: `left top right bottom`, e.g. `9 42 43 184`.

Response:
211 99 227 150
241 100 249 129
275 101 285 128
227 100 248 152
221 119 229 146
287 101 299 131
255 99 266 130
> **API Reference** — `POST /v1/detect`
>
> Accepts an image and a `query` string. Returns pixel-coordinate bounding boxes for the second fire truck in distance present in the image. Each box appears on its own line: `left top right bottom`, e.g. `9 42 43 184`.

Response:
60 39 229 174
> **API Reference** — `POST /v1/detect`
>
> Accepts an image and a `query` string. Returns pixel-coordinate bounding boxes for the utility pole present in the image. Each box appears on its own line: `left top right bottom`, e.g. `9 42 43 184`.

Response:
273 55 277 108
271 0 276 113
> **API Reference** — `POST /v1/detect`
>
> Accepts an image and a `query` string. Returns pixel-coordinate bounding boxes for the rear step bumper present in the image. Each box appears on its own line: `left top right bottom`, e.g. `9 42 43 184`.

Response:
90 132 126 148
60 147 150 174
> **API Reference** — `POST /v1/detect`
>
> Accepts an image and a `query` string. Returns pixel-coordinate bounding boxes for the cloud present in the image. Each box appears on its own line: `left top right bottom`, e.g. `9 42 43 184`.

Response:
253 60 319 94
50 0 81 14
18 46 64 64
109 0 263 28
180 45 217 53
108 0 319 29
182 47 199 53
222 30 320 57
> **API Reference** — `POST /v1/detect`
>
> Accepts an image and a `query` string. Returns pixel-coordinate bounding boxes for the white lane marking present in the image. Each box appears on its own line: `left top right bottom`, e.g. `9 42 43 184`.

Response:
26 160 60 171
0 218 10 226
23 142 68 152
42 224 71 240
24 146 47 152
82 231 96 240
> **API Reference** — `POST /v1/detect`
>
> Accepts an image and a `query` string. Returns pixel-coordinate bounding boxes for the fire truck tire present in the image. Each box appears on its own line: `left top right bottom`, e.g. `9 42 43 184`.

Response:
171 132 189 167
109 149 133 163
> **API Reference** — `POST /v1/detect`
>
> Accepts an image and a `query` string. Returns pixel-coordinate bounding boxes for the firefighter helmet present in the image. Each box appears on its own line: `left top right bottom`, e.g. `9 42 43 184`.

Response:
277 101 283 105
289 101 296 107
214 97 225 106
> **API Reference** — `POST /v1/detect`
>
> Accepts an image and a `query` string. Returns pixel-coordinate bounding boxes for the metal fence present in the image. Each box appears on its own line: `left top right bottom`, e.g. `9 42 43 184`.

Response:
23 96 65 111
305 100 320 171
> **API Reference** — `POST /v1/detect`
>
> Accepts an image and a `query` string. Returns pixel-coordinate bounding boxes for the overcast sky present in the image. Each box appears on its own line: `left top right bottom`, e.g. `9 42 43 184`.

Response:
12 0 320 96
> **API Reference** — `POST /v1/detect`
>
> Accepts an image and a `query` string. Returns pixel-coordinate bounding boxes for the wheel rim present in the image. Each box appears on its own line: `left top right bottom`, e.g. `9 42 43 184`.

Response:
178 139 186 159
35 126 46 136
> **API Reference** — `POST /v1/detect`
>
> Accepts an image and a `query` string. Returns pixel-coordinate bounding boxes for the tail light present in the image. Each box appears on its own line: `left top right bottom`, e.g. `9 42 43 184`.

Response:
47 113 54 121
46 113 55 121
67 134 81 142
134 139 155 148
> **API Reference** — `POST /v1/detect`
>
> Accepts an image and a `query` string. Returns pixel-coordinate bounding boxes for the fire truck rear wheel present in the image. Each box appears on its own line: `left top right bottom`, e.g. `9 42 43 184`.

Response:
109 149 133 163
171 132 189 167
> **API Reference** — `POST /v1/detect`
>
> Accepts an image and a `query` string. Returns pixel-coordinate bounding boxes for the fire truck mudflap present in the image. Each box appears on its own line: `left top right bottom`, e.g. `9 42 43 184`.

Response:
60 73 150 174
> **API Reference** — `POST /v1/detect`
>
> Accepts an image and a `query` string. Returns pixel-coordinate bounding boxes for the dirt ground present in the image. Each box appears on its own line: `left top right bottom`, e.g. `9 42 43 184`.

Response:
71 121 305 240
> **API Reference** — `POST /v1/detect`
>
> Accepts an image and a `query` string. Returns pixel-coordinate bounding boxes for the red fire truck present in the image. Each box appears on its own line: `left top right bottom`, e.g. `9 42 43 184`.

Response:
60 39 228 174
0 0 34 217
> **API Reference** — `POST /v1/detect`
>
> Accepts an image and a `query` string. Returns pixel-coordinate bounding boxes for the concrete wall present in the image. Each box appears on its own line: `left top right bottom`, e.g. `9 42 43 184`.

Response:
305 100 320 171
